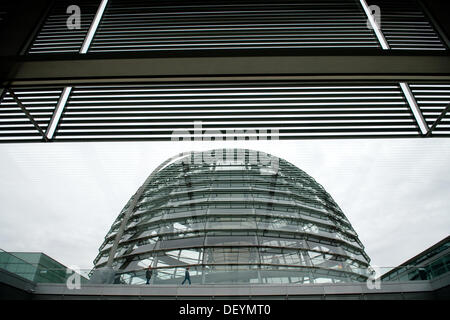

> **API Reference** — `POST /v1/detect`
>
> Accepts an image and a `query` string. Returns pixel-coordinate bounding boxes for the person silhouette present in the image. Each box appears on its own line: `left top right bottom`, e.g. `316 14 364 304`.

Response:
145 266 153 284
181 267 191 285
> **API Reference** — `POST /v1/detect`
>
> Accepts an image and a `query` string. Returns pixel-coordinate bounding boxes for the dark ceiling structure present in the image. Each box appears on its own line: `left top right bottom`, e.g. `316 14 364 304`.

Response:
0 0 449 143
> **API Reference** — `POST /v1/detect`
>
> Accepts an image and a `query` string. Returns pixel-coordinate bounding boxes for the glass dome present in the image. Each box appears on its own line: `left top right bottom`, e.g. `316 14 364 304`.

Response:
93 149 370 284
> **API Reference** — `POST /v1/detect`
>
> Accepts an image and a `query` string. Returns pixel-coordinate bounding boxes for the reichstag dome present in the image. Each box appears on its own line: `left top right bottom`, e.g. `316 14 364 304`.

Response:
93 149 371 284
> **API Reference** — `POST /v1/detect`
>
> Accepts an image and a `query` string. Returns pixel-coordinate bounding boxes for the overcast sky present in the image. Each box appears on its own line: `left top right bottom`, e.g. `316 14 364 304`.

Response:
0 138 449 274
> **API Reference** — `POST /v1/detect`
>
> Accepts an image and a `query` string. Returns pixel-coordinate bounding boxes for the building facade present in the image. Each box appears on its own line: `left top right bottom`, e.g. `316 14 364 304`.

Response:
93 149 371 284
0 249 87 284
382 236 449 282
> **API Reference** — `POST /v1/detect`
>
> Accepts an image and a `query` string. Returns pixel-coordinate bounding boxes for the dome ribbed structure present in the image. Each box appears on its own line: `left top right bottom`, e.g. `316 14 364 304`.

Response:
94 149 370 284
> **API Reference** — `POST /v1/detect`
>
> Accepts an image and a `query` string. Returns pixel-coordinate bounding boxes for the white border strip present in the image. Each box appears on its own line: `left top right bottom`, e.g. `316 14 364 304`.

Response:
359 0 390 50
80 0 109 54
46 87 72 139
399 82 429 135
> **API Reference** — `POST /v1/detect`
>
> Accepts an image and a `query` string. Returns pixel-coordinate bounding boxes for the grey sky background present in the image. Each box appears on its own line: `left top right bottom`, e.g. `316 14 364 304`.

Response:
0 138 449 273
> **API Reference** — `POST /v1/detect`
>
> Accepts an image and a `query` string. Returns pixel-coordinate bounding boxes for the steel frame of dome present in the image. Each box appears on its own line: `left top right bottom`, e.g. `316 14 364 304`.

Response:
93 148 371 285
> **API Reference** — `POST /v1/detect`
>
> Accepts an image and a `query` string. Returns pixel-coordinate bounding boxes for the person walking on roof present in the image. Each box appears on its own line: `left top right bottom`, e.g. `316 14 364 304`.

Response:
145 266 153 284
181 267 191 285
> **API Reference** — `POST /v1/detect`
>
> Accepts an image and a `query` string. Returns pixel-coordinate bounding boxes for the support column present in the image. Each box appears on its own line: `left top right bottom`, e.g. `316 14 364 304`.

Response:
426 103 450 137
399 82 429 136
80 0 109 54
8 88 49 141
45 86 72 140
359 0 390 49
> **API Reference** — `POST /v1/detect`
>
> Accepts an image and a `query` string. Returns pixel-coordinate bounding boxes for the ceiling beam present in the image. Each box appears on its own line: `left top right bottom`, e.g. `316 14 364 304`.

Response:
2 51 450 86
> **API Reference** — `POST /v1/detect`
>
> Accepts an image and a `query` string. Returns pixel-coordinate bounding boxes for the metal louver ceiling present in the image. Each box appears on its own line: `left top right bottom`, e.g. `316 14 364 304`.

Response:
52 82 419 140
1 1 449 143
369 0 446 50
89 0 380 52
25 0 448 54
2 81 449 143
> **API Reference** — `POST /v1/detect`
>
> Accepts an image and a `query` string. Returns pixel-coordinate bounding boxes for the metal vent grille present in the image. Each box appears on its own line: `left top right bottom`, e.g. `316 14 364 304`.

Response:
28 0 100 54
88 0 380 52
369 0 446 50
50 82 420 141
0 87 64 142
409 84 450 136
